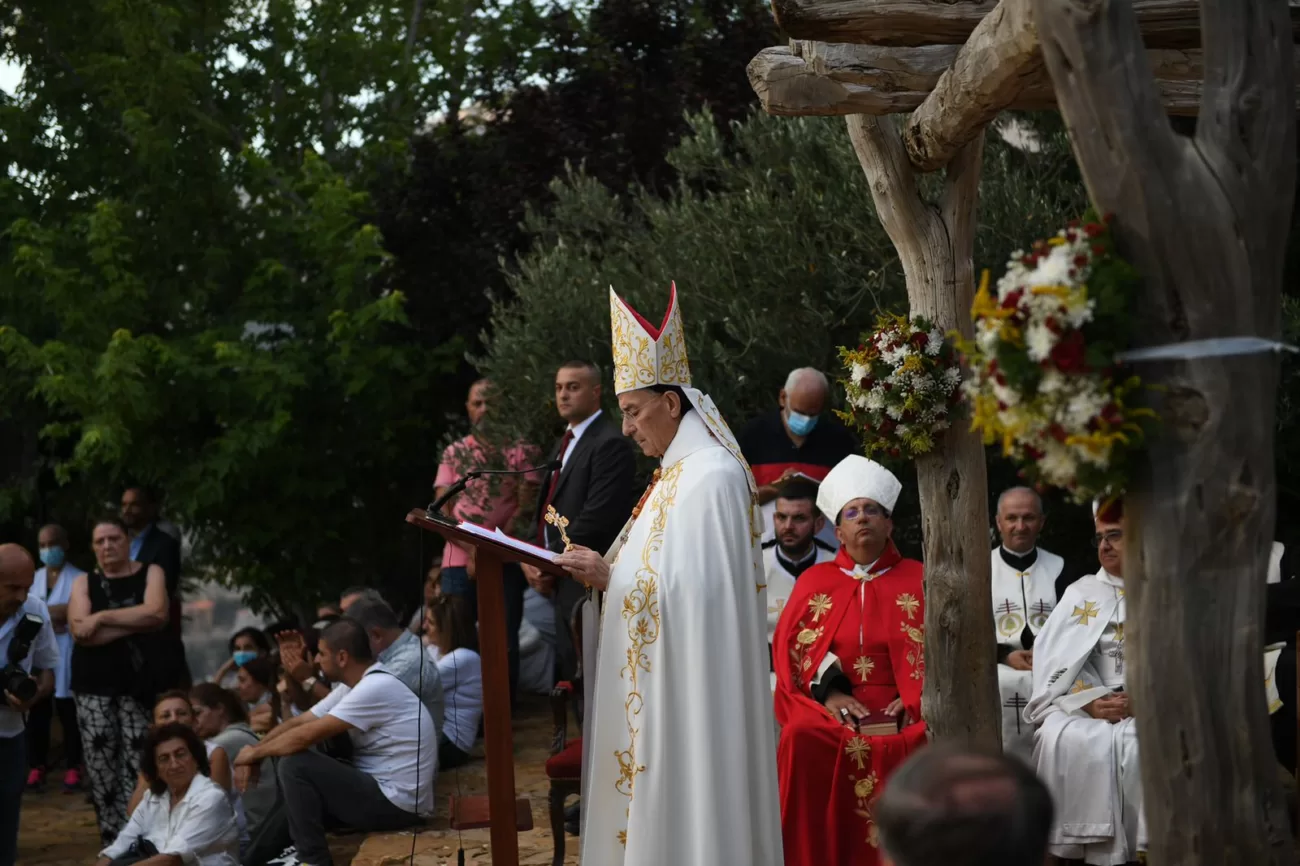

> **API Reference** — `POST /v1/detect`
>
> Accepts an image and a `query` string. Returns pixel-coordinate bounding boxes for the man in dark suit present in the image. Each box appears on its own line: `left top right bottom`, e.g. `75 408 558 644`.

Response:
121 486 189 683
524 360 637 686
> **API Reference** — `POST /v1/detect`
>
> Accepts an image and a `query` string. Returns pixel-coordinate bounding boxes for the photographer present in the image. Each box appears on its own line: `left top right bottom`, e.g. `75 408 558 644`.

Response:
0 543 59 866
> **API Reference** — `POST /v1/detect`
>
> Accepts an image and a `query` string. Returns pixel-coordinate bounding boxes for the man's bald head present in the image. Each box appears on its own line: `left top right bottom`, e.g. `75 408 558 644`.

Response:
0 544 36 619
781 367 831 421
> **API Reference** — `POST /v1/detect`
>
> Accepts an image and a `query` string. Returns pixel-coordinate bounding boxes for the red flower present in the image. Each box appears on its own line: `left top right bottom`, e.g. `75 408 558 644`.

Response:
1001 289 1023 310
1092 244 1106 256
1026 445 1044 460
1084 223 1103 237
910 331 930 350
1073 254 1088 268
1049 330 1087 374
1044 316 1062 335
889 447 901 458
1048 424 1068 443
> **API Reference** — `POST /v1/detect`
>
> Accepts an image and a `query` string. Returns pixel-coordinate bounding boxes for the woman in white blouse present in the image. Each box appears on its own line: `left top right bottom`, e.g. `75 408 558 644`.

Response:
424 597 483 770
97 722 238 866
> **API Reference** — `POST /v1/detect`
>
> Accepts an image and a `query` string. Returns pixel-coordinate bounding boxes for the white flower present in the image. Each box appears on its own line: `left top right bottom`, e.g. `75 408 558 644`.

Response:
1064 387 1106 431
886 403 904 421
992 379 1019 407
864 390 886 411
1038 369 1066 395
926 329 944 356
976 321 1001 354
942 367 962 389
895 424 909 439
1028 244 1074 287
1039 441 1078 485
850 362 870 384
1025 322 1058 362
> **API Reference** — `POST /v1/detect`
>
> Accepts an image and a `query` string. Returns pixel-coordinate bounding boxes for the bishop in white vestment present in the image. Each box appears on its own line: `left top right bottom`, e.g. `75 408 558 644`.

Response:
1026 499 1143 865
555 284 783 866
990 487 1070 761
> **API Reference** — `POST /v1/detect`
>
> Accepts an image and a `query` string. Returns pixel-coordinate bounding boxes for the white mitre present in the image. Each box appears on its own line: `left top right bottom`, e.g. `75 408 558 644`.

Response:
816 455 902 524
609 283 756 495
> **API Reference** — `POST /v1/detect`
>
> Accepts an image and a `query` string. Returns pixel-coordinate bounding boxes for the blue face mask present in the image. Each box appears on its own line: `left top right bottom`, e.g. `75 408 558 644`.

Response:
232 650 259 667
39 546 65 568
786 410 819 437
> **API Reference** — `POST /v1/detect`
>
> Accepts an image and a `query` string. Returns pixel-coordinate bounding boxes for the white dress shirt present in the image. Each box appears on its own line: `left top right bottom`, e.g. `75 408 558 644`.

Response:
0 596 59 738
100 773 239 866
560 409 602 468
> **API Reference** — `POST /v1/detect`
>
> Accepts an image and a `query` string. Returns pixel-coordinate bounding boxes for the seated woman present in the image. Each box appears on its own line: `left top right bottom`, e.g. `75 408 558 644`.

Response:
772 456 928 866
425 597 482 770
127 692 247 852
97 722 238 866
210 627 272 689
191 683 277 847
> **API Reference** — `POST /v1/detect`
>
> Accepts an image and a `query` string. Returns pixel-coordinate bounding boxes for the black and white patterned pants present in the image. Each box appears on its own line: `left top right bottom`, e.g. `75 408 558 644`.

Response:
73 693 150 846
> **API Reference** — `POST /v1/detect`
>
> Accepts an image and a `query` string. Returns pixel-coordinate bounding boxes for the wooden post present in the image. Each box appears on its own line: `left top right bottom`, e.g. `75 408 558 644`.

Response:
843 115 1001 749
1032 0 1297 861
473 550 520 866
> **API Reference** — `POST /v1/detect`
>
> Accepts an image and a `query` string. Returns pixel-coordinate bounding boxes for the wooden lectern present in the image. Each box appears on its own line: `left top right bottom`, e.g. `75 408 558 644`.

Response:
406 508 568 866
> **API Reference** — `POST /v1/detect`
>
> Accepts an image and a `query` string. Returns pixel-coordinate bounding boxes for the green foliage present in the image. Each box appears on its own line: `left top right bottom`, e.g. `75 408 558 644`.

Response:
478 111 1094 456
0 0 564 612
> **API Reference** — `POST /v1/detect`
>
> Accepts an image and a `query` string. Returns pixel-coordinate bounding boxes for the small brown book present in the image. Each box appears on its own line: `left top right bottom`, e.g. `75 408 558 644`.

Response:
857 720 900 737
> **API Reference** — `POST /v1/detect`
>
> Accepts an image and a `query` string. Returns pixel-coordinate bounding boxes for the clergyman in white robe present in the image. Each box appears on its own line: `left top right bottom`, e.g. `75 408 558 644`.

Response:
566 285 783 866
1026 568 1144 865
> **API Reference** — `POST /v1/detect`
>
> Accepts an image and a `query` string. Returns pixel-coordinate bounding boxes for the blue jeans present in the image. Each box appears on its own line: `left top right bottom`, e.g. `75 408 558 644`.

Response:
0 733 25 866
441 564 526 707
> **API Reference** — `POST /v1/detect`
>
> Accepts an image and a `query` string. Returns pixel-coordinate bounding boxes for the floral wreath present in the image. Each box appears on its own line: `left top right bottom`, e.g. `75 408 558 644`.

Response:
837 313 963 460
957 214 1155 502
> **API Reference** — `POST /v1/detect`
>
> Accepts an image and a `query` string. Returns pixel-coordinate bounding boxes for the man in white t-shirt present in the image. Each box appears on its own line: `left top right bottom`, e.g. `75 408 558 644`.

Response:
232 618 436 866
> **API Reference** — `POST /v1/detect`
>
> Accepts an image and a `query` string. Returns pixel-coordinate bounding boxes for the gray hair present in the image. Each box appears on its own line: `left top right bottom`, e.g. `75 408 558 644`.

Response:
996 486 1043 516
784 367 830 394
346 596 402 632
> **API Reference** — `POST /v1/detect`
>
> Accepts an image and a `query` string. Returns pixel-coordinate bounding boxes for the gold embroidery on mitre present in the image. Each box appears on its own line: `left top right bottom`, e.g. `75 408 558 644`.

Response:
608 284 691 396
612 461 681 840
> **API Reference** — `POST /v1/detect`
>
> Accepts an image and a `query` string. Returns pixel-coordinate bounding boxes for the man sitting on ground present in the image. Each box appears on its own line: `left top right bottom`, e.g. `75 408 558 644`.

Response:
345 596 445 741
232 618 435 866
875 744 1054 866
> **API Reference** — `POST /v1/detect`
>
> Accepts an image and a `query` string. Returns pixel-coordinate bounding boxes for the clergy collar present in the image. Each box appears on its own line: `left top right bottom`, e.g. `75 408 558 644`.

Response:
998 545 1038 569
776 543 818 569
1097 569 1124 589
660 410 716 468
835 540 901 576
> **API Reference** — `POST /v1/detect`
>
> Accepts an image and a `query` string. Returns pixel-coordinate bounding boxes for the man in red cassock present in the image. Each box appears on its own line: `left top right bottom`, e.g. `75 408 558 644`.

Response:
773 454 927 866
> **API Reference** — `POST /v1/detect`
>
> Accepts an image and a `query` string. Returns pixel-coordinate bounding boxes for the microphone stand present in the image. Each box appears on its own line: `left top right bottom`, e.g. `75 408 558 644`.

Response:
426 461 561 521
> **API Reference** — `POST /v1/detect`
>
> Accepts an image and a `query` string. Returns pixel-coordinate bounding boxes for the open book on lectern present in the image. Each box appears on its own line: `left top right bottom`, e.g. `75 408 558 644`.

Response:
455 522 559 563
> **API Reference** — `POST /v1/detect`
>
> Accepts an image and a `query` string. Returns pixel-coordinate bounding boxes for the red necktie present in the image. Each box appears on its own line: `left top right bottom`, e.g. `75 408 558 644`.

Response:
538 429 575 543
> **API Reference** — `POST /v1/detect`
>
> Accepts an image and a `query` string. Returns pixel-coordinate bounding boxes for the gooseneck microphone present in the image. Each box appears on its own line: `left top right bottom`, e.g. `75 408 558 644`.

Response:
426 460 561 520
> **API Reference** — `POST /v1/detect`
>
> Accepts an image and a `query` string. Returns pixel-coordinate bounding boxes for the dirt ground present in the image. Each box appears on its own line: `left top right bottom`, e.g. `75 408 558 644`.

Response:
17 694 580 866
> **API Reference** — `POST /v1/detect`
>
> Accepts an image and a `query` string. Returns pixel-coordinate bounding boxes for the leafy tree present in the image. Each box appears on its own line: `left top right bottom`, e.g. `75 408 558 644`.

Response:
474 109 1094 554
0 0 552 614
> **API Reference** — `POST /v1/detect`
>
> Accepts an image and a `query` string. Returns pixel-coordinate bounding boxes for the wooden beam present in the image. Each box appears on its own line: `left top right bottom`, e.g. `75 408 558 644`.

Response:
902 0 1040 172
747 42 1298 119
770 0 1300 48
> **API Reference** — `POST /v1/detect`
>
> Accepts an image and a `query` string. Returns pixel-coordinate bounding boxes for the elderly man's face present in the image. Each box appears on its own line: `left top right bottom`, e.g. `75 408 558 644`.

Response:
835 497 893 562
618 389 683 459
1094 518 1124 577
780 379 827 420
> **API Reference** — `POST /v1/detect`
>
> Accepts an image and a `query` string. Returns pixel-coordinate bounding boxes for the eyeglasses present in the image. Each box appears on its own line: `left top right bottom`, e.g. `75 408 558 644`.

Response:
1091 530 1123 548
841 504 889 521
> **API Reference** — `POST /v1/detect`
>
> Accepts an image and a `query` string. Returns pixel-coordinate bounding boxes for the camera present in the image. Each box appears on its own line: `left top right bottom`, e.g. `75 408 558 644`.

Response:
2 613 44 703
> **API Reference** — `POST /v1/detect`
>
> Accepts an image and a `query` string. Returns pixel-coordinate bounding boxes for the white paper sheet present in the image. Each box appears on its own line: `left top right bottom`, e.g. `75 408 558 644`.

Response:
456 521 559 563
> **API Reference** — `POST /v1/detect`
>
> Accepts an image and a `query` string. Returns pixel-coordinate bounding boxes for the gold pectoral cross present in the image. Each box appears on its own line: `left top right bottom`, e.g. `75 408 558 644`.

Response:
544 505 573 551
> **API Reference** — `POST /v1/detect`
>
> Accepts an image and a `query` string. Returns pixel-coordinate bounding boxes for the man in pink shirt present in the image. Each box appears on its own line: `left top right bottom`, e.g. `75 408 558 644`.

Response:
434 378 540 705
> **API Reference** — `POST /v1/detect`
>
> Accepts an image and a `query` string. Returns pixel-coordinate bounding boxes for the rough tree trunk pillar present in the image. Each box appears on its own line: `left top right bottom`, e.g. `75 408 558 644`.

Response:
1034 0 1296 862
845 115 1001 748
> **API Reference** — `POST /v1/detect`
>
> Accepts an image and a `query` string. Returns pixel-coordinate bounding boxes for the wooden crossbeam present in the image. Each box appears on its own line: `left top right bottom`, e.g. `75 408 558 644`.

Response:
748 41 1297 122
769 0 1300 49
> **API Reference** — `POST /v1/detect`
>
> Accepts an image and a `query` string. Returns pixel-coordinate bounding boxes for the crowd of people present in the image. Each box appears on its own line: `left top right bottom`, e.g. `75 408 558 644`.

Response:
2 286 1297 866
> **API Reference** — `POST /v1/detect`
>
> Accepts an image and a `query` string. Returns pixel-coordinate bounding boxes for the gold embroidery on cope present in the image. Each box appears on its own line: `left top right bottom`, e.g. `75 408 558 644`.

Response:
853 655 875 681
1073 600 1100 626
845 737 881 847
612 461 681 844
900 621 926 680
895 593 920 621
808 593 833 622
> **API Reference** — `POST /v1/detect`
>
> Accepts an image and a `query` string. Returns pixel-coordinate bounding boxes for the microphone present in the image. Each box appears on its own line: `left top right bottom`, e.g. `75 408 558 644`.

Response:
426 460 562 520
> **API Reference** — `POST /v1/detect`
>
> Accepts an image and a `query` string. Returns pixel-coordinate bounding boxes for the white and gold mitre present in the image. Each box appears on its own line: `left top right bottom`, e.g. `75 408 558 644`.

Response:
609 282 691 395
